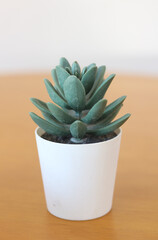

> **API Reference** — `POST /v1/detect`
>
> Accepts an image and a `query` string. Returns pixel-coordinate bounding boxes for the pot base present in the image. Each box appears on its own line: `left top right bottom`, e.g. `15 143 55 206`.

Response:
47 207 112 221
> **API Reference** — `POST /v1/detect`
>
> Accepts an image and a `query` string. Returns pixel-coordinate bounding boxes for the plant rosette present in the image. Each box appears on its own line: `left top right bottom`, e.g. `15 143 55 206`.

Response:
30 57 130 221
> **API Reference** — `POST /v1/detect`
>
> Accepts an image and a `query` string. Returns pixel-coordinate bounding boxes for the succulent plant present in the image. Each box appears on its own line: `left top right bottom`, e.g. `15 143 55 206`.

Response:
30 57 130 143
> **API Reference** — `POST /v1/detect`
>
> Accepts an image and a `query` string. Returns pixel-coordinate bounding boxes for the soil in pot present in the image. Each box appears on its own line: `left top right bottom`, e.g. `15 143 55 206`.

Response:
41 132 117 144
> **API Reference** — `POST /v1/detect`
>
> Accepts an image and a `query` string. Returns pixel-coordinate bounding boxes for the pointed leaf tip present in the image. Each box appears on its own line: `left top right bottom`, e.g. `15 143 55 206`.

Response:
72 61 81 78
30 98 50 114
44 78 69 109
89 113 131 136
59 57 71 69
29 112 69 136
56 65 70 89
86 65 106 98
86 73 115 109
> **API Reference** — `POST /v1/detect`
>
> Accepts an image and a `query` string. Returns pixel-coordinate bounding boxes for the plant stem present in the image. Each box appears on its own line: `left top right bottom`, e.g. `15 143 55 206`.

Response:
70 137 84 144
70 137 87 144
76 111 82 120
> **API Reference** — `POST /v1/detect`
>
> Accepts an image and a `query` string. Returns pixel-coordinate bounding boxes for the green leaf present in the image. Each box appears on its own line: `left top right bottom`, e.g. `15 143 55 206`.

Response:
100 96 126 121
29 112 69 136
87 66 106 99
56 66 70 89
72 61 81 79
82 99 107 124
47 102 77 124
44 79 70 109
81 66 97 94
91 104 123 129
63 76 86 112
51 69 64 96
70 120 87 139
87 63 96 71
41 111 63 127
86 74 115 109
59 57 71 69
30 98 50 114
65 67 72 74
88 113 131 136
81 66 87 77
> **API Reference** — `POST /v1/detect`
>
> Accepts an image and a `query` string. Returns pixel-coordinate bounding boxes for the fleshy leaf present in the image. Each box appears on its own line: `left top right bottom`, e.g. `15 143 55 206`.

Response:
51 69 64 96
72 61 81 79
87 63 96 71
29 112 69 136
81 66 87 76
82 99 107 124
56 66 70 89
44 79 70 109
100 96 126 121
86 74 115 109
87 66 106 99
63 76 86 112
70 120 87 139
88 114 131 136
81 66 97 94
47 102 77 124
30 98 50 114
59 57 71 69
41 111 63 126
65 67 72 74
91 104 123 129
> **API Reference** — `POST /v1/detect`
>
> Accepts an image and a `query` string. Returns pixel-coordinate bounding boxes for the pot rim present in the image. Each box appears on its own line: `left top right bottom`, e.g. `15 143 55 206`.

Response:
35 127 122 146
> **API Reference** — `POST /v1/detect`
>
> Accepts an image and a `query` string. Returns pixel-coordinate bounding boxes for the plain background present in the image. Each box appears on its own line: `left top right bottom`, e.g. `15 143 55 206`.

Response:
0 0 158 75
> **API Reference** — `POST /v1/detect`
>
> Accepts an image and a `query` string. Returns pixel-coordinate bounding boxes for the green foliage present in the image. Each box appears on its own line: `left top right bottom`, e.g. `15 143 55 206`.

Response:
70 120 87 140
88 114 131 136
56 66 70 89
30 98 50 114
99 96 126 121
81 66 97 93
87 65 106 98
47 102 76 124
29 112 69 136
59 57 71 69
92 104 123 129
86 74 115 109
82 99 107 124
72 61 81 79
51 69 64 97
81 66 87 76
44 79 70 109
41 111 63 126
63 76 86 112
30 57 131 143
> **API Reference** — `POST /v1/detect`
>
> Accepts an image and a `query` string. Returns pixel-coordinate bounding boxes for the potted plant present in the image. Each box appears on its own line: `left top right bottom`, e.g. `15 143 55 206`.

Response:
30 57 130 221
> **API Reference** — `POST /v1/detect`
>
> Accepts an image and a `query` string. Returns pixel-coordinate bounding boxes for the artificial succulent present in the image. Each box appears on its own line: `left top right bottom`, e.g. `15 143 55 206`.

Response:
30 57 130 143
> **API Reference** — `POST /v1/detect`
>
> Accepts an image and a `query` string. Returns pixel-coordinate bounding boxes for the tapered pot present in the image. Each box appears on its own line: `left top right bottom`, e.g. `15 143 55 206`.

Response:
35 127 122 221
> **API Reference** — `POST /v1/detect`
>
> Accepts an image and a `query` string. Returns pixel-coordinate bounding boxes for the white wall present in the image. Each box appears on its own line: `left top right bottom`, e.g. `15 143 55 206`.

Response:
0 0 158 75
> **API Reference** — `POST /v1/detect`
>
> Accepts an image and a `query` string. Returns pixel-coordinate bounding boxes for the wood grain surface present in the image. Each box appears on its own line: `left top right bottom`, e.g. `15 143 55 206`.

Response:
0 73 158 240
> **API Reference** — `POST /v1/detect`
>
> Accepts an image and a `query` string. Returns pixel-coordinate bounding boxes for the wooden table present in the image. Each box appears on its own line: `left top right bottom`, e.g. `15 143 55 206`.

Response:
0 73 158 240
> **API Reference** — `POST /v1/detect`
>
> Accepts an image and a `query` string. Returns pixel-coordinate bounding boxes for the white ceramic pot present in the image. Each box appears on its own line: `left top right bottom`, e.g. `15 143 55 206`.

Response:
35 127 122 221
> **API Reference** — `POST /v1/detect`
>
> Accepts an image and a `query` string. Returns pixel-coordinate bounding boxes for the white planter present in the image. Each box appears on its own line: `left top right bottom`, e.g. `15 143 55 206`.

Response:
35 127 122 221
